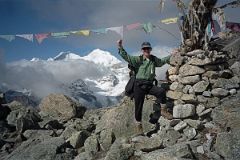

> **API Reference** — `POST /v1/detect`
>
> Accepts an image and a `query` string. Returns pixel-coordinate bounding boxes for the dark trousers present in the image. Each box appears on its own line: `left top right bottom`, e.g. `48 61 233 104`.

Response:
134 80 166 122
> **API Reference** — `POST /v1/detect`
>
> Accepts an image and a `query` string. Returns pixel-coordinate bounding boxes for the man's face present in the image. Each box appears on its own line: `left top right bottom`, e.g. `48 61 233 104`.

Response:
142 47 152 56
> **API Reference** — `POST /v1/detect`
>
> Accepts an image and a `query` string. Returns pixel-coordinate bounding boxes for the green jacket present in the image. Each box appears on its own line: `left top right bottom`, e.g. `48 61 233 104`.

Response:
118 47 171 81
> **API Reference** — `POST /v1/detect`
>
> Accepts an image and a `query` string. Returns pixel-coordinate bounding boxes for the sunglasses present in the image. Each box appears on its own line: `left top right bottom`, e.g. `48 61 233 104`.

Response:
142 47 152 51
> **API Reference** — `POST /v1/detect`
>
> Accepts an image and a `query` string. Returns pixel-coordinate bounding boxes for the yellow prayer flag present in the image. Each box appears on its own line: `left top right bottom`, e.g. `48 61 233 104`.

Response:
161 17 178 24
71 30 90 36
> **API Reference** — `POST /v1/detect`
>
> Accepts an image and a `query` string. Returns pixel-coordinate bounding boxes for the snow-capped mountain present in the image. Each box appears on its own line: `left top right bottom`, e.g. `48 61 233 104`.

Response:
80 49 121 67
1 49 129 108
52 51 82 61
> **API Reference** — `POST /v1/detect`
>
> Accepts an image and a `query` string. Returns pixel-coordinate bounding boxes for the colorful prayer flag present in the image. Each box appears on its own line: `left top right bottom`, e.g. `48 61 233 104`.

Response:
71 30 90 36
35 33 50 44
106 26 123 38
142 22 154 34
0 35 15 42
16 34 33 42
126 23 141 31
51 32 70 38
161 17 178 24
91 28 107 34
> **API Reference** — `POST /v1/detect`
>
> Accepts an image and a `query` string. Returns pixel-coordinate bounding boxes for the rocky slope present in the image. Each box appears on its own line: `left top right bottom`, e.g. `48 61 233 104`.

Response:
0 32 240 160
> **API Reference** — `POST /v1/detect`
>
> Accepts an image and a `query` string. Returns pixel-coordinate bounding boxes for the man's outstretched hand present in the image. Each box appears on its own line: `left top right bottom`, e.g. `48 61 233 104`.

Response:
117 39 123 49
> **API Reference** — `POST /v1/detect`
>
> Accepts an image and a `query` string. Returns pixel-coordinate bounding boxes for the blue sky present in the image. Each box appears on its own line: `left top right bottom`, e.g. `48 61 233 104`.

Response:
0 0 239 62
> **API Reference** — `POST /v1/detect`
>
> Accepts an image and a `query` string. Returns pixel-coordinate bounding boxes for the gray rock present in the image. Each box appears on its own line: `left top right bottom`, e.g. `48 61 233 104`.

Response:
193 81 209 93
104 138 134 160
6 137 69 160
170 54 184 66
219 69 233 78
206 97 220 108
169 119 181 127
202 91 211 97
99 129 115 151
169 75 179 82
202 71 219 79
230 61 240 77
215 132 240 160
179 75 201 85
197 146 204 154
211 88 229 97
182 85 192 94
183 127 197 140
39 94 86 121
229 89 237 95
166 91 183 100
181 94 197 103
188 57 212 66
132 136 163 151
174 121 188 131
169 82 183 91
74 152 93 160
23 130 55 140
140 142 193 160
163 129 182 146
184 119 201 129
196 104 205 116
213 76 240 90
84 135 99 155
197 95 208 103
179 64 205 77
198 108 212 117
7 106 41 133
212 92 240 160
186 49 205 56
168 66 178 75
67 131 90 149
95 97 156 138
61 126 78 140
158 116 171 129
173 104 196 118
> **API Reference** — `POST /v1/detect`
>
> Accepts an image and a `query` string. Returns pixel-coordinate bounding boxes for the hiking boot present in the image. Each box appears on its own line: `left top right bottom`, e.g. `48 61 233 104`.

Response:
135 122 144 136
161 104 173 120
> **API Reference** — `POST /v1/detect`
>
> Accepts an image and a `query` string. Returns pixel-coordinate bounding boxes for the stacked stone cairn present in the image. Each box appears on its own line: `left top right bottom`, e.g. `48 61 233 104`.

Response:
166 48 239 131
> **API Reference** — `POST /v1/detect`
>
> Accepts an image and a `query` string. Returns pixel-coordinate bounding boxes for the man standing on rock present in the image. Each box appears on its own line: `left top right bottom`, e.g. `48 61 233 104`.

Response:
117 40 174 135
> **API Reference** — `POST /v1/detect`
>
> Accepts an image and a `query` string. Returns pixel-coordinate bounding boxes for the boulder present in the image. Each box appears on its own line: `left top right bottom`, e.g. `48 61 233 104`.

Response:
202 71 219 79
230 61 240 77
169 82 184 91
213 76 240 90
211 88 229 97
173 104 196 119
99 129 115 151
95 97 155 138
188 57 212 66
183 127 197 140
104 138 134 160
181 94 197 103
174 121 188 131
186 49 205 56
67 130 90 149
84 135 99 155
6 137 70 160
23 129 55 140
168 66 178 75
212 92 240 160
179 64 205 77
166 91 183 100
170 54 184 66
179 75 201 85
140 142 193 160
193 81 209 93
131 136 163 151
39 94 86 121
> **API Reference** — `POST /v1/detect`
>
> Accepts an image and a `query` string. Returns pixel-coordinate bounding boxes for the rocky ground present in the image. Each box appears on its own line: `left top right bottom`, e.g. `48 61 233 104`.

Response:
0 32 240 160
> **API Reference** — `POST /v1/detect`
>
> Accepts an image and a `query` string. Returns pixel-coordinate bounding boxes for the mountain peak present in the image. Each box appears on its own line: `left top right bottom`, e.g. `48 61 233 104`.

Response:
82 49 121 67
53 51 81 61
